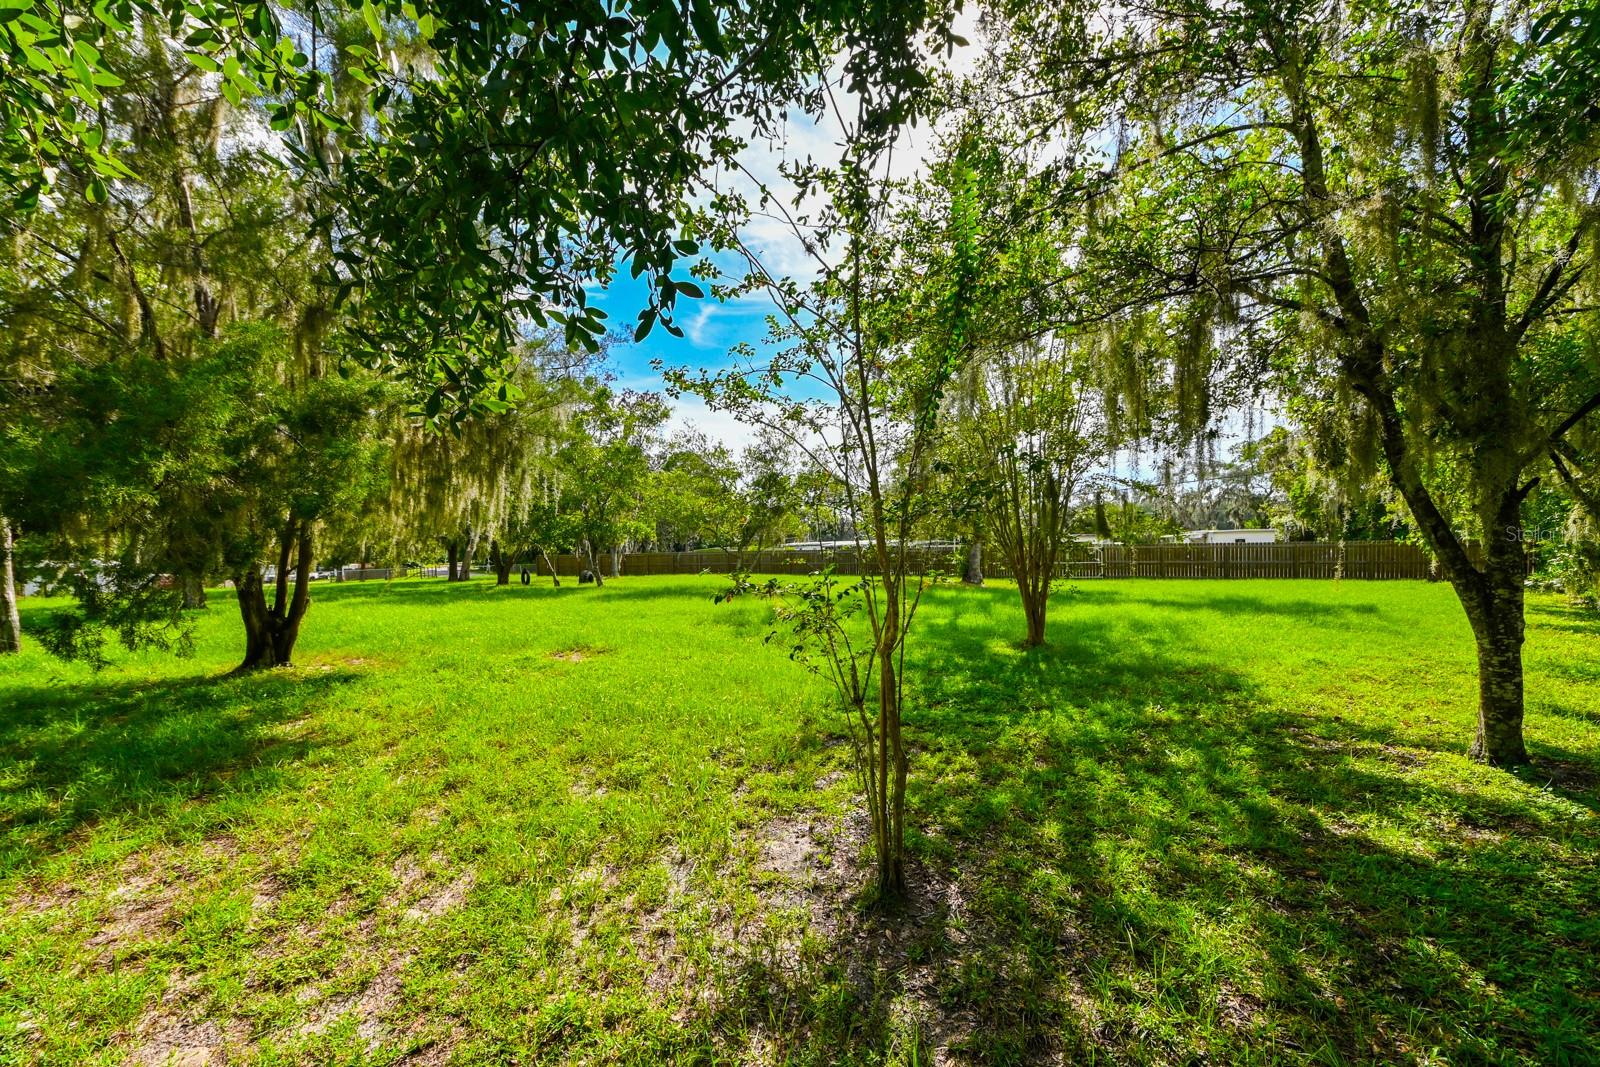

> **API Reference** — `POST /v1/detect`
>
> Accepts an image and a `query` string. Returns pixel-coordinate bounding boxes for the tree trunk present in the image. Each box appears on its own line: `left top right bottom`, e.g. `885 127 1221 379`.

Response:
234 523 315 670
1020 583 1048 647
610 544 622 579
181 572 207 609
1356 372 1531 767
490 540 514 585
1 516 21 654
539 546 561 587
446 540 462 582
1460 528 1530 766
874 577 908 901
962 533 984 585
237 569 276 669
583 539 604 587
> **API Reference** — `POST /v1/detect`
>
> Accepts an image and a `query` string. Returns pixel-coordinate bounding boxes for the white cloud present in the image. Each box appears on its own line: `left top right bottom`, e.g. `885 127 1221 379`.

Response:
683 304 718 348
681 288 775 349
612 366 761 453
662 391 762 453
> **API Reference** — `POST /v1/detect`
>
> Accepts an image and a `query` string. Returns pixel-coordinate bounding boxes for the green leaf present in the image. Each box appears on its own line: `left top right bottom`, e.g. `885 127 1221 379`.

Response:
634 308 657 342
361 1 382 42
689 0 725 57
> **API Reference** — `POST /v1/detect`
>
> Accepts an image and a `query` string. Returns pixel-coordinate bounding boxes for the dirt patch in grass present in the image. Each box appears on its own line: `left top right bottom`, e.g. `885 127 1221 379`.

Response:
393 1027 464 1065
3 878 81 918
87 880 174 959
390 854 428 895
1215 982 1265 1031
751 808 871 944
404 872 475 922
633 850 723 1008
80 835 285 962
283 861 475 1046
127 1014 251 1066
757 816 827 879
550 644 607 663
729 805 985 1061
296 654 383 674
126 849 474 1059
9 834 242 931
296 951 413 1044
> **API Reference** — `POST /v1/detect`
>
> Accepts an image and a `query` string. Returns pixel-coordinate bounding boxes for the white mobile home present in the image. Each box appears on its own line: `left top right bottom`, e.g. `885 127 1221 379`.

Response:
1183 528 1280 545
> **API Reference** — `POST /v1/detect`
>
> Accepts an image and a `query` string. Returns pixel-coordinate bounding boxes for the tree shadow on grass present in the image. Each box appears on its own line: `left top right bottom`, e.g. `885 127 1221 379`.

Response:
1525 599 1600 639
1059 582 1390 623
305 575 713 610
0 668 354 876
303 577 487 607
701 602 1600 1065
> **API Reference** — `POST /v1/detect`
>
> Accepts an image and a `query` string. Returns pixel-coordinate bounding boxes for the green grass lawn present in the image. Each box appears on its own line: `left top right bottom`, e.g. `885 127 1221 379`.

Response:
2 576 1596 1065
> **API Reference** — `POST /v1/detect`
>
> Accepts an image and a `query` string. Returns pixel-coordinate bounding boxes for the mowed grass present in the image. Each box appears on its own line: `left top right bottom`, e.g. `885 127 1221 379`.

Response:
0 576 1596 1065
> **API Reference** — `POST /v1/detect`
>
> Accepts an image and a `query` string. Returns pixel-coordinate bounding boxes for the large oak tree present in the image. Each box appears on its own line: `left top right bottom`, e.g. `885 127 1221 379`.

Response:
993 0 1600 764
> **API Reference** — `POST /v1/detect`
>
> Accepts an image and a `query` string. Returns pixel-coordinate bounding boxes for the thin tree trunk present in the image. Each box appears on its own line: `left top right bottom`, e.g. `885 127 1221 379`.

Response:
539 546 561 587
1021 583 1048 647
174 173 221 337
181 572 207 609
874 576 907 900
276 526 314 662
962 532 984 585
610 544 621 579
583 539 604 587
446 540 462 582
1 516 21 654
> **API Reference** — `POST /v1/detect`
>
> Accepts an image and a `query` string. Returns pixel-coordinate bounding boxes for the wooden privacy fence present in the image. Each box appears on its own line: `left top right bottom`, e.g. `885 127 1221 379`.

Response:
1050 541 1453 580
533 542 1460 581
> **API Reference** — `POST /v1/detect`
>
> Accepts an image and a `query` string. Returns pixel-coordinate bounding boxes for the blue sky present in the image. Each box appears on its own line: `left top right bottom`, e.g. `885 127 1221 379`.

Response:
585 250 785 450
588 254 769 381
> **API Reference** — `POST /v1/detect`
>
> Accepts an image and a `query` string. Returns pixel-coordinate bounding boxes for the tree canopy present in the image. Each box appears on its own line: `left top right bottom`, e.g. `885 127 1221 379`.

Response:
331 0 964 418
977 0 1600 763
